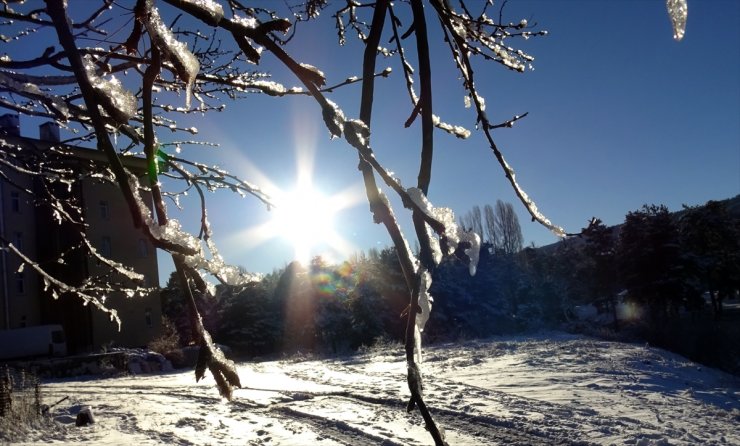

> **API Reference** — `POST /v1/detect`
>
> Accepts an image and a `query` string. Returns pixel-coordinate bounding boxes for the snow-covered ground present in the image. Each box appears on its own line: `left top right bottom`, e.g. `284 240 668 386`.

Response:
14 333 740 445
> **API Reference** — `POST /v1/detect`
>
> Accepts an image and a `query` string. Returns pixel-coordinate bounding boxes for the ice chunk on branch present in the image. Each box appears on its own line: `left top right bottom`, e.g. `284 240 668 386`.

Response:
406 187 481 275
82 56 138 124
322 99 345 139
175 0 224 26
143 1 200 108
416 269 433 332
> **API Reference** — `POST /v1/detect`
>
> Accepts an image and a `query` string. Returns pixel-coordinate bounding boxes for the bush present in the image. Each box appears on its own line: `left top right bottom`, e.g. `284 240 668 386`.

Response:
147 317 183 366
0 367 46 441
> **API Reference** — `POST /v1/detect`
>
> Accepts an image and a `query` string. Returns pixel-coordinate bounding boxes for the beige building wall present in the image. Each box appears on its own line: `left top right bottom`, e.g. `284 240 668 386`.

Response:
0 169 41 329
1 117 163 352
82 177 162 348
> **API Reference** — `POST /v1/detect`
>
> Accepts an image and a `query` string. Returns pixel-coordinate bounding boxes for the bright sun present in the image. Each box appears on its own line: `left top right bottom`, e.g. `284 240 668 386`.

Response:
234 166 362 266
272 181 341 264
226 114 364 266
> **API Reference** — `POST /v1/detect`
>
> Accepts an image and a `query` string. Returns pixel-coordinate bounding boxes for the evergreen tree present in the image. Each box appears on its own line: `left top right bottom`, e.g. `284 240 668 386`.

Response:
618 205 686 320
680 200 740 319
517 247 568 327
581 219 620 327
314 293 353 354
218 282 282 357
347 280 387 348
372 248 410 340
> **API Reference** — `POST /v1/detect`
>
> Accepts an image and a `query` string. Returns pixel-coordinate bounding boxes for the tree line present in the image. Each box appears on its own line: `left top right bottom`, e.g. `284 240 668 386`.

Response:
555 198 739 323
543 197 740 374
160 197 739 373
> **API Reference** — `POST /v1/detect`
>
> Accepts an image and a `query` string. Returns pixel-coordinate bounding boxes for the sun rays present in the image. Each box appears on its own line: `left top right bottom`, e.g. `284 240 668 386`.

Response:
221 114 364 268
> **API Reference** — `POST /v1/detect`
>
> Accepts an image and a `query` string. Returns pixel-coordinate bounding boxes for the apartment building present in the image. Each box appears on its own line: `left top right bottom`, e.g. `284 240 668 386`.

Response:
0 114 162 354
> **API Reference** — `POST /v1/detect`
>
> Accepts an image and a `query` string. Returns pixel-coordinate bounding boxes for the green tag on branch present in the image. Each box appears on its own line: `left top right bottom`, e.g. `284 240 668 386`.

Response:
148 146 171 182
156 147 170 174
148 156 159 183
156 148 169 162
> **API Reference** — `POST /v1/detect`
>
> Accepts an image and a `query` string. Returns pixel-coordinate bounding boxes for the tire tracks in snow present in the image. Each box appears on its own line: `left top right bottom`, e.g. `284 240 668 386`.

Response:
285 393 590 446
38 364 647 445
44 378 589 445
43 381 400 445
279 364 630 445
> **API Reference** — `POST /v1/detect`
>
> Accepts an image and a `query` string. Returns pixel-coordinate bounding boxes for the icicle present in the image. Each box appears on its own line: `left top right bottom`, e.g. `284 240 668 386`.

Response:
143 4 200 108
416 269 433 332
666 0 688 41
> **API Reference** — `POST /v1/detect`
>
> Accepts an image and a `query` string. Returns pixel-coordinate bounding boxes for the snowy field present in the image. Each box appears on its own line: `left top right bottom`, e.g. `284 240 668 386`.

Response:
15 333 740 445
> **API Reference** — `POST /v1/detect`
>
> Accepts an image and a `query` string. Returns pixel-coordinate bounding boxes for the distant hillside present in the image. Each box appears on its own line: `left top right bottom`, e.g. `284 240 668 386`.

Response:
672 194 740 220
537 194 740 252
717 194 740 216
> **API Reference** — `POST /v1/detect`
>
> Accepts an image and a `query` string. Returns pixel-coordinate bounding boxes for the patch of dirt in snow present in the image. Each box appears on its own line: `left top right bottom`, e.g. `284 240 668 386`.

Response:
15 333 740 445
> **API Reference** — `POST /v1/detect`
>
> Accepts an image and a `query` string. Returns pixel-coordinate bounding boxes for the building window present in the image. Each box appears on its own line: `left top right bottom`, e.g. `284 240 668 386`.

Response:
13 232 22 250
97 236 112 265
99 200 110 220
101 236 112 256
145 308 153 328
10 191 20 213
137 239 148 258
15 271 25 294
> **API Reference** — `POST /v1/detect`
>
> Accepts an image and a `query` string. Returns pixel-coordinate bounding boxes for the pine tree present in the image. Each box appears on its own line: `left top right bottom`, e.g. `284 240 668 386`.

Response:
618 205 686 321
581 219 620 328
680 200 740 319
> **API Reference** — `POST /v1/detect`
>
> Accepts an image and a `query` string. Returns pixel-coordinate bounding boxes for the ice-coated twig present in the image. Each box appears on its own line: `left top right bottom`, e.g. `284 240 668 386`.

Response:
431 0 566 238
1 240 121 327
138 45 241 398
388 3 470 142
140 0 200 109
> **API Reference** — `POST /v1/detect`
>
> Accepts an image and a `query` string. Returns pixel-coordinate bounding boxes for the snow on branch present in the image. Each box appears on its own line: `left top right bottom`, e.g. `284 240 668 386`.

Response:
387 4 471 141
82 55 138 124
141 0 200 108
431 0 566 238
0 72 71 120
2 240 121 328
169 0 224 26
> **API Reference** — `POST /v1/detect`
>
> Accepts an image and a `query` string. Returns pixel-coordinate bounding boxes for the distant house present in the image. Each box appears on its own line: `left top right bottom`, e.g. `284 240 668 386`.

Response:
0 114 162 354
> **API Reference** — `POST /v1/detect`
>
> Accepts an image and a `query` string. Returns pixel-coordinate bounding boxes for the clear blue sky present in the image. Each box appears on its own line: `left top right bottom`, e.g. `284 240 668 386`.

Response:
154 0 740 284
36 1 736 284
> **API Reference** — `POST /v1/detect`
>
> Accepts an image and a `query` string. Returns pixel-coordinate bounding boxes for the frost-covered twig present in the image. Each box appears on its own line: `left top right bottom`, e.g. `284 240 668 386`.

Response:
165 155 274 208
46 0 209 255
1 240 120 327
489 111 529 130
387 3 471 140
139 36 241 399
431 0 566 237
